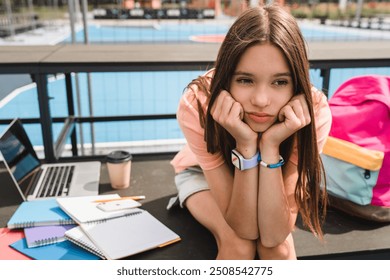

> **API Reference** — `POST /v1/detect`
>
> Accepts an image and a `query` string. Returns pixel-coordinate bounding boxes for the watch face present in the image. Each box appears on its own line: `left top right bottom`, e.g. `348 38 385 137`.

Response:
231 150 242 170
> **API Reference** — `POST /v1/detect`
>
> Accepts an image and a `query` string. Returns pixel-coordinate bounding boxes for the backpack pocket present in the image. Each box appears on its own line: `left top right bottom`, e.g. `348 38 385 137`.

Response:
320 136 384 205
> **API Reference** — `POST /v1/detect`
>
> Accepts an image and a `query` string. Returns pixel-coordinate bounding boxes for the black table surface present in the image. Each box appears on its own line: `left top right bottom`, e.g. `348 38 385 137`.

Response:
2 160 390 260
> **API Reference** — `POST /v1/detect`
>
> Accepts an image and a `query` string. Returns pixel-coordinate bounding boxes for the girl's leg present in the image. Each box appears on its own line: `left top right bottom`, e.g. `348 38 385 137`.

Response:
185 190 256 260
257 233 297 260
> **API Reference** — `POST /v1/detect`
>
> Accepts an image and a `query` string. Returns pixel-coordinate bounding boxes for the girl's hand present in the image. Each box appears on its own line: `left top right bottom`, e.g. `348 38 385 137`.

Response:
261 94 311 149
210 90 258 148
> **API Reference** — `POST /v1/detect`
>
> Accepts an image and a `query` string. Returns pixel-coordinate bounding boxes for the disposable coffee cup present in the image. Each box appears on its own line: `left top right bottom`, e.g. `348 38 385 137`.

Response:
106 150 132 190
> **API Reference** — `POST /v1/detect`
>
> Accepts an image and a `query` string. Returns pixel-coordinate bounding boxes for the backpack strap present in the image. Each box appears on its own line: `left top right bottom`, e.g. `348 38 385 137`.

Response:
322 136 384 171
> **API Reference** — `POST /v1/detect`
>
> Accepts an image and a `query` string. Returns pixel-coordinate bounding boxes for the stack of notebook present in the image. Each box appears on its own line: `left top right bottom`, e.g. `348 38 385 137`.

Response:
4 194 180 260
4 198 98 260
57 195 181 260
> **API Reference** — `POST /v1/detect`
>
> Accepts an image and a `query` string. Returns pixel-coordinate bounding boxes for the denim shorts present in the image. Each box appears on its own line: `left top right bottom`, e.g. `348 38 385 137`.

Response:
166 166 210 210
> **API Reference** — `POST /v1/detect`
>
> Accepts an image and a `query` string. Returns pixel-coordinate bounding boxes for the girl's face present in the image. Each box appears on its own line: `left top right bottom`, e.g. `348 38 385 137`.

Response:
230 42 294 133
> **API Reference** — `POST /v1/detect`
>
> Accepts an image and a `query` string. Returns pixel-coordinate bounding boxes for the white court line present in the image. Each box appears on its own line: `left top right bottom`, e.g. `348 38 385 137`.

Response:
0 75 65 109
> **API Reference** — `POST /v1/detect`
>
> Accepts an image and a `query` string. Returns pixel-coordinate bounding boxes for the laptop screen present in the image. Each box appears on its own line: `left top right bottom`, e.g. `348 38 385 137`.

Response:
0 119 41 190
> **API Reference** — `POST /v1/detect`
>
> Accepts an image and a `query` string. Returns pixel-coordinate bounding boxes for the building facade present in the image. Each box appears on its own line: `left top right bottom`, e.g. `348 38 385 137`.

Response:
121 0 286 17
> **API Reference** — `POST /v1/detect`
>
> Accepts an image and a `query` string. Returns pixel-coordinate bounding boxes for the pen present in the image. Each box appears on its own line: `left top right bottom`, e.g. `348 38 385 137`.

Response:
93 195 146 203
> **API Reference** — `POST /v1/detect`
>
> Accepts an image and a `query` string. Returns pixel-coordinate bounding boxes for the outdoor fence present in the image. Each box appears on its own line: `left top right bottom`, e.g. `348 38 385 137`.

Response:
0 1 390 161
0 42 389 162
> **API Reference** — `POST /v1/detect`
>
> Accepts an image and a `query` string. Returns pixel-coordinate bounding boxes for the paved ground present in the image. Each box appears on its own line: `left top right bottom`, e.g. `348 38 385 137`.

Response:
0 74 32 101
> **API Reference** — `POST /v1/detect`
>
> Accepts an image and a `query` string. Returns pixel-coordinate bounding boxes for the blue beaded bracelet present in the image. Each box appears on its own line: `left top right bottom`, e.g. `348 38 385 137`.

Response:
259 155 285 168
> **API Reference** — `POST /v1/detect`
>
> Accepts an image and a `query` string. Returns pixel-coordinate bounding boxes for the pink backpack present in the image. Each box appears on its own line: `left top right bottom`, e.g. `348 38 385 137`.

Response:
323 75 390 221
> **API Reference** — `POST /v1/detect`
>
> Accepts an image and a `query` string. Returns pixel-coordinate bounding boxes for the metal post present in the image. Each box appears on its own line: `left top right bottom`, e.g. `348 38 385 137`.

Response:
68 0 85 155
4 0 15 38
81 0 96 155
355 0 364 22
338 0 347 13
65 73 79 156
81 0 89 44
34 73 56 162
27 0 36 30
68 0 76 42
320 68 331 99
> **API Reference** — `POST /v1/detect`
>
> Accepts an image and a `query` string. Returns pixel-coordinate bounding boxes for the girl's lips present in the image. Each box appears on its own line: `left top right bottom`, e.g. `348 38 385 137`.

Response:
248 113 273 123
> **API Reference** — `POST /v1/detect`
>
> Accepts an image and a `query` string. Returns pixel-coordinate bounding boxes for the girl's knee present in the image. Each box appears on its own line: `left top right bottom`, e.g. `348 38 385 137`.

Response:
217 236 256 260
257 234 297 260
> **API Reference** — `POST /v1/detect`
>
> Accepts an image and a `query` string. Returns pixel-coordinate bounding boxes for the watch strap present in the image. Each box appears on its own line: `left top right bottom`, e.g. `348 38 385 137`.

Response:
231 149 260 170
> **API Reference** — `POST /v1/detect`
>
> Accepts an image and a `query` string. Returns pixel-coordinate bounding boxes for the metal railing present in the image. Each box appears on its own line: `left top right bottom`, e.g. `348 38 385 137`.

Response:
0 42 389 162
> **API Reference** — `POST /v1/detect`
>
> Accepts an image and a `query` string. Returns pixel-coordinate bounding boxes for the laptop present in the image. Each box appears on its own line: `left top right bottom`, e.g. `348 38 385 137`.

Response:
0 119 100 201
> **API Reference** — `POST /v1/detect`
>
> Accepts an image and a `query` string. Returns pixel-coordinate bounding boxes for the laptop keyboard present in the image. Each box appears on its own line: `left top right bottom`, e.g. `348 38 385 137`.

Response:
37 166 75 198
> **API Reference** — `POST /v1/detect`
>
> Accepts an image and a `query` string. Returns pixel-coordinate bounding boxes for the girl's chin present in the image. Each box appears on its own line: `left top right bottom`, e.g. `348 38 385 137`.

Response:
245 117 276 133
248 123 272 133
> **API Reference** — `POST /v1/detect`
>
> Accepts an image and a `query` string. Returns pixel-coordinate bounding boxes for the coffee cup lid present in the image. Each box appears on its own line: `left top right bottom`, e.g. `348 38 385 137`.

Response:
106 150 132 163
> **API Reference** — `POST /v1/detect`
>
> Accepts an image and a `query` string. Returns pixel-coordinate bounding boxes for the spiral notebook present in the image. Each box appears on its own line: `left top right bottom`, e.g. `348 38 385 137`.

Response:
9 238 100 260
56 194 138 224
24 225 76 248
65 226 105 259
76 209 180 260
7 199 75 229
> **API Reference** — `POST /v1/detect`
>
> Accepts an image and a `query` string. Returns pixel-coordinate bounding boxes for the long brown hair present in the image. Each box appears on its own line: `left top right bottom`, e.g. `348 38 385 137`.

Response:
188 5 327 238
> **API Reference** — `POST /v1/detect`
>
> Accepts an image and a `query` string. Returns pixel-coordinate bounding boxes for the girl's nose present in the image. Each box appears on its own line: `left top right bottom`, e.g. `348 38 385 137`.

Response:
250 85 270 107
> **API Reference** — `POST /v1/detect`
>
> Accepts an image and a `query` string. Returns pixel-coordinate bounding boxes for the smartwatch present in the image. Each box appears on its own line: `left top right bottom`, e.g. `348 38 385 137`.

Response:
231 149 260 170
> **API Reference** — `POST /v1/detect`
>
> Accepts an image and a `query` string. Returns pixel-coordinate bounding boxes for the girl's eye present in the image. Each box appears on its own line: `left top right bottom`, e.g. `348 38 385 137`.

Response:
236 78 253 85
273 80 289 86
